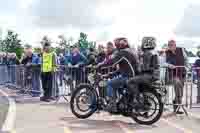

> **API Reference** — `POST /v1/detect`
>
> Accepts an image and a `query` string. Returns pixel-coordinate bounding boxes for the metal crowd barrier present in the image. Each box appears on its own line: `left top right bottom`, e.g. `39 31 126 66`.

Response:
0 65 42 97
0 64 115 101
190 67 200 108
0 64 198 110
160 65 193 115
55 65 116 102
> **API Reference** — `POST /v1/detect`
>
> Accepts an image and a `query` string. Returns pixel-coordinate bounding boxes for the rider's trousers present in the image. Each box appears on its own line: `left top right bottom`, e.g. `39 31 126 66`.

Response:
107 75 128 98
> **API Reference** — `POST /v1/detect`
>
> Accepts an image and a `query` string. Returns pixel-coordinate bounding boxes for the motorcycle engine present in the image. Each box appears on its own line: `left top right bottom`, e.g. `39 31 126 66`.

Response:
88 73 95 84
117 95 130 116
98 80 107 88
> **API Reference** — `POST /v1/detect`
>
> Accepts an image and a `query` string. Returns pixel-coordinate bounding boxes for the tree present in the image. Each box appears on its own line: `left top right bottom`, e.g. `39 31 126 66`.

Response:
2 30 23 58
78 32 96 50
57 35 75 54
34 47 42 54
41 35 51 46
58 35 67 49
78 32 89 49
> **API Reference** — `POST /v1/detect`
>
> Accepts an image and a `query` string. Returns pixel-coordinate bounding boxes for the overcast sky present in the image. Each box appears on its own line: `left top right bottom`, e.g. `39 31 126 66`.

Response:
0 0 200 48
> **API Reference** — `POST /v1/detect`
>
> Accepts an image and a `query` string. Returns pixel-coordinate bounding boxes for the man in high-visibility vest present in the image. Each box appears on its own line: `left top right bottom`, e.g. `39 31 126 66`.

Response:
40 42 56 102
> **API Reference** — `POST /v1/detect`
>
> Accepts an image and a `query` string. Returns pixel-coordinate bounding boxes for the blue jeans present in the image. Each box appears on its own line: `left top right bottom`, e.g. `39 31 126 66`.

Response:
107 75 128 97
32 70 41 97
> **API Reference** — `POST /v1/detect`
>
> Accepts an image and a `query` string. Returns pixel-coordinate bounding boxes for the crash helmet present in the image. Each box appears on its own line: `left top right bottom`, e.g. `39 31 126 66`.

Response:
114 37 129 49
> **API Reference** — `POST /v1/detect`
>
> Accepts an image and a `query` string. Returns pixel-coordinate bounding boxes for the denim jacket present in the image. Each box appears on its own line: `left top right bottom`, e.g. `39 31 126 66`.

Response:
32 54 41 65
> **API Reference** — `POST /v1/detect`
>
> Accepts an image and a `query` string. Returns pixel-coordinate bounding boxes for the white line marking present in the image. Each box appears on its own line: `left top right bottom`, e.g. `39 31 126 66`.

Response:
0 89 16 132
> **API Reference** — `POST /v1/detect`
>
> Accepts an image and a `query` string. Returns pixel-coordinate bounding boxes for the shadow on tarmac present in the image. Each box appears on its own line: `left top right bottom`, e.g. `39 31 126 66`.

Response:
60 116 158 132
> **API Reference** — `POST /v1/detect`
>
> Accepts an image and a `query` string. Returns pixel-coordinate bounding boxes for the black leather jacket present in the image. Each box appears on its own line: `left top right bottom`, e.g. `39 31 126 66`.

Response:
99 48 139 77
139 50 160 79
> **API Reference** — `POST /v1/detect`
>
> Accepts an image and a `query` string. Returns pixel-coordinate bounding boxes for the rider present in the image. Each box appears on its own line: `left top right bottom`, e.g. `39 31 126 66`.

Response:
97 37 139 112
127 37 160 106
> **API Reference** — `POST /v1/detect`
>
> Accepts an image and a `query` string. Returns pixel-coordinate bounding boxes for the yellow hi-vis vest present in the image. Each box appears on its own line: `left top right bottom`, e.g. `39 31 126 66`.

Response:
42 52 54 72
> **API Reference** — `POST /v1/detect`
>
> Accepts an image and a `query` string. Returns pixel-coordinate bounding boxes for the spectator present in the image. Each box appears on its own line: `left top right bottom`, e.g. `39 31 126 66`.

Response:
64 48 72 65
0 52 7 84
97 42 116 74
7 53 19 84
0 52 3 64
7 53 20 65
105 42 115 63
58 53 65 65
57 53 65 86
165 40 188 114
1 52 8 65
69 46 87 85
21 45 40 65
194 51 200 103
87 48 97 65
97 45 106 63
21 45 41 97
41 42 57 102
159 49 167 81
69 46 87 65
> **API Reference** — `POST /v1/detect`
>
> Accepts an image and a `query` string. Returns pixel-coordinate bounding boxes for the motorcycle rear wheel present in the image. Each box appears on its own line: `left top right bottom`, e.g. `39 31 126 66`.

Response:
131 89 164 125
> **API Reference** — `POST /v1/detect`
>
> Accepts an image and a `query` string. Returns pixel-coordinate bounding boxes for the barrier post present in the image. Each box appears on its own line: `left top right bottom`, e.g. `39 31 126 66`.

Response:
197 73 200 103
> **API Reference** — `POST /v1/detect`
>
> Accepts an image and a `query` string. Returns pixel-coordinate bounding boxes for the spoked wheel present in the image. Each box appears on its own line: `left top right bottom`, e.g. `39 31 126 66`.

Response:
132 90 164 125
70 84 98 119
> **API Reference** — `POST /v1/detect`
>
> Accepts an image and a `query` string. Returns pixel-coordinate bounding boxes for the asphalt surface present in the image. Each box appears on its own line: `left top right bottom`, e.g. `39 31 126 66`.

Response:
1 87 200 133
12 96 200 133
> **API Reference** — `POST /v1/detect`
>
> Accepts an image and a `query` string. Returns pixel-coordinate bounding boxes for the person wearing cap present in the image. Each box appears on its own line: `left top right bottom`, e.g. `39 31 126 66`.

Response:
165 40 188 114
40 42 57 102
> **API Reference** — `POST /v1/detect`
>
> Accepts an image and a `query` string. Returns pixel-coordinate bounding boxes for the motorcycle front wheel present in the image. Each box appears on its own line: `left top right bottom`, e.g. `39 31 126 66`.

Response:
131 89 164 125
70 84 98 119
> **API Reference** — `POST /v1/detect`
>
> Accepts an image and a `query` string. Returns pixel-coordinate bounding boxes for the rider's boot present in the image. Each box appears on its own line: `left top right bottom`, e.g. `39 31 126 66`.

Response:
106 97 118 113
134 95 143 110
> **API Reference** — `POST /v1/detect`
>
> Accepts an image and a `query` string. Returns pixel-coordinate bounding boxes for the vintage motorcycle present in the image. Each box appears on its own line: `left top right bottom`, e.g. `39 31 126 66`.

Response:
70 66 165 125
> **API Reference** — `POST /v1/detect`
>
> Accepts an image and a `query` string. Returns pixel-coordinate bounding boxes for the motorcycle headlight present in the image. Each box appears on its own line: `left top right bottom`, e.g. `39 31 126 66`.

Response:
88 73 95 84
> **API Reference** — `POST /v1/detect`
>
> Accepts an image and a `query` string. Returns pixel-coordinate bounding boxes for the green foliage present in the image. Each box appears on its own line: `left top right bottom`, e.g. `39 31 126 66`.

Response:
0 31 97 58
34 47 42 54
78 32 96 50
2 30 23 58
55 47 65 55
